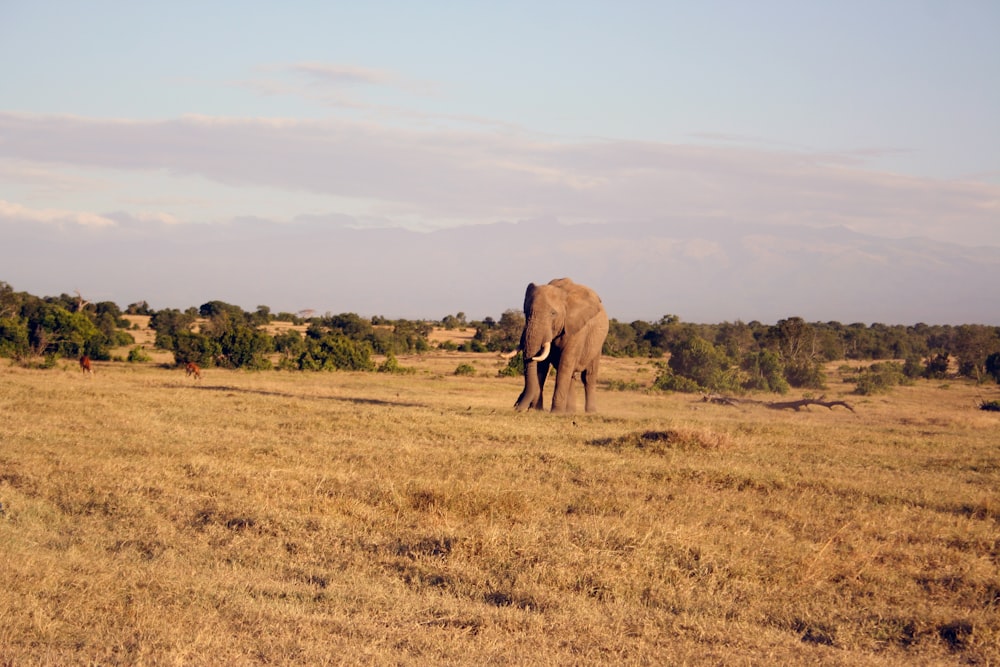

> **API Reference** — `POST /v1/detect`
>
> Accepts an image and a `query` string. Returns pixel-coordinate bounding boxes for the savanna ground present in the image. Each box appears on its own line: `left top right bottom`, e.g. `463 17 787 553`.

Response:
1 335 998 665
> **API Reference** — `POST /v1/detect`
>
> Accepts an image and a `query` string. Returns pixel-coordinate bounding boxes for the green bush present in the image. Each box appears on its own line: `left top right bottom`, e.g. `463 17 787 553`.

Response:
854 361 908 395
109 329 135 347
923 352 950 379
651 366 702 393
668 336 727 388
605 379 642 391
902 355 925 379
276 357 299 371
378 352 416 374
300 334 375 371
784 360 826 389
498 353 524 378
662 336 742 394
127 346 151 363
458 340 487 353
454 363 476 376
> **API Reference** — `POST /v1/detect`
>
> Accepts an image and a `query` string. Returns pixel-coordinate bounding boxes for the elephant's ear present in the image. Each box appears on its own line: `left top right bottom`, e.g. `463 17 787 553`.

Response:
523 283 538 314
563 284 604 336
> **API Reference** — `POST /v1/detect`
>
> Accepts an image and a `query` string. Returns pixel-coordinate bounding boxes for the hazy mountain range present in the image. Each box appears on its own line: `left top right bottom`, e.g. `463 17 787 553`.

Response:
4 216 998 325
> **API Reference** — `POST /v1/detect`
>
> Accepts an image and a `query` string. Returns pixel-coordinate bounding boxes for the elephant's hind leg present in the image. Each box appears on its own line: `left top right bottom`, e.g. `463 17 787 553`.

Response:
581 365 600 413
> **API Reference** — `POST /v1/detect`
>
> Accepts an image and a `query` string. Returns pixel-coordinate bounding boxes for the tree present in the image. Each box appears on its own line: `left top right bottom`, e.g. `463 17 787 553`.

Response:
0 317 29 359
985 352 1000 384
741 350 789 394
923 352 950 379
0 281 21 319
150 309 197 350
715 320 755 360
476 309 523 352
843 323 874 359
251 305 271 327
324 313 373 339
172 331 221 366
440 312 467 329
767 317 826 388
125 300 152 315
953 325 1000 380
215 323 274 370
23 301 99 358
604 319 638 357
199 300 246 322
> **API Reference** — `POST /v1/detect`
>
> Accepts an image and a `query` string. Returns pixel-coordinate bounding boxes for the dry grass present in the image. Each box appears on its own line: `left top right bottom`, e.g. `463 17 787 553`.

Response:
1 355 998 665
427 327 476 345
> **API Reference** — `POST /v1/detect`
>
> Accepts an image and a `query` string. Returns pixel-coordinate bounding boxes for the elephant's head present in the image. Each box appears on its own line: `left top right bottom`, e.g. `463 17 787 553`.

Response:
514 278 605 411
521 282 565 361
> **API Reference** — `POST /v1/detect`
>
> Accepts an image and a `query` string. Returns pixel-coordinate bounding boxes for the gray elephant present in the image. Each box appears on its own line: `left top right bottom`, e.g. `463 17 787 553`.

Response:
507 278 610 413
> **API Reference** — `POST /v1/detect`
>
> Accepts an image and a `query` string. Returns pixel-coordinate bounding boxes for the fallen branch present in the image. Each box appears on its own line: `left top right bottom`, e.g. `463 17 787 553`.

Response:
702 394 856 413
764 397 855 413
702 395 741 407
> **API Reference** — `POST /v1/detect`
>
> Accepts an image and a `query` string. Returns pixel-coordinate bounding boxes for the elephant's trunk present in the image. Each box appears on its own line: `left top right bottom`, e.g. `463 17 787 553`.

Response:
530 341 551 362
513 321 552 411
514 358 540 411
523 318 552 361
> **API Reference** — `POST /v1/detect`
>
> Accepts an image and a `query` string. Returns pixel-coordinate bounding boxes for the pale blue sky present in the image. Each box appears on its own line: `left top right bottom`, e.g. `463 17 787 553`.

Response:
1 1 998 321
4 1 996 176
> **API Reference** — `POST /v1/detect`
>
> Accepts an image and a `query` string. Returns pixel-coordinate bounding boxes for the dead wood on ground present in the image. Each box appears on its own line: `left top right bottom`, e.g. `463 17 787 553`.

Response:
702 394 856 413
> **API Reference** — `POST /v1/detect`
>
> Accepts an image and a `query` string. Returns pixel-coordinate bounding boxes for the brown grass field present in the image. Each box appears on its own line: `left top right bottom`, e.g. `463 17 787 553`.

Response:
1 348 998 665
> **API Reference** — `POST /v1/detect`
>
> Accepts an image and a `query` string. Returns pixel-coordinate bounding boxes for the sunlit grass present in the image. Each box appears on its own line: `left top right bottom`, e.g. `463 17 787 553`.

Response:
1 355 998 664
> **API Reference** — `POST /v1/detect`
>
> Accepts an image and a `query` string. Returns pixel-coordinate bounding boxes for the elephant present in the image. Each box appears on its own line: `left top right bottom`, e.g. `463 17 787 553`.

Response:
507 278 610 413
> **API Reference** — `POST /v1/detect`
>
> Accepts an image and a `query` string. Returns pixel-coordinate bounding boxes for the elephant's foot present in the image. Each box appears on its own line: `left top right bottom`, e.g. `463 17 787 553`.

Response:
514 399 547 412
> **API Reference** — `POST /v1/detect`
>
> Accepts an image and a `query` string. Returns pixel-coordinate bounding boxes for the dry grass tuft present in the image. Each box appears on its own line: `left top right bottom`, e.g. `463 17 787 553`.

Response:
591 426 733 453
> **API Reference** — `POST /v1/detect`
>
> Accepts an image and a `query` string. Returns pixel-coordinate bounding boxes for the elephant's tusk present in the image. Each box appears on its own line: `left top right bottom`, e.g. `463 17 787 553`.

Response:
531 341 551 362
499 349 519 360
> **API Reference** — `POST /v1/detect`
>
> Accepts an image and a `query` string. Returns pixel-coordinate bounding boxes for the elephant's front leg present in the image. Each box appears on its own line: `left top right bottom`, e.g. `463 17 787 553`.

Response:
533 360 551 410
549 367 577 414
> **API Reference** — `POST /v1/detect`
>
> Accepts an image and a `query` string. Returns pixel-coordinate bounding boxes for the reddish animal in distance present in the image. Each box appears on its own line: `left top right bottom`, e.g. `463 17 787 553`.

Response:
79 355 93 375
185 362 202 380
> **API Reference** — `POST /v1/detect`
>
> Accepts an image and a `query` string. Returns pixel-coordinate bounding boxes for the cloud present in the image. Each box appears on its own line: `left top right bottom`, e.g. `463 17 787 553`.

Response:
235 62 437 111
131 211 182 225
0 111 998 245
1 214 996 324
287 61 438 98
289 62 396 86
0 199 115 227
0 160 100 193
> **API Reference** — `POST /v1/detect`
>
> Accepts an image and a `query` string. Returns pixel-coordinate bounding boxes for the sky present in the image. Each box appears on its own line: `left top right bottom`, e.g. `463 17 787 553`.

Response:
1 1 999 323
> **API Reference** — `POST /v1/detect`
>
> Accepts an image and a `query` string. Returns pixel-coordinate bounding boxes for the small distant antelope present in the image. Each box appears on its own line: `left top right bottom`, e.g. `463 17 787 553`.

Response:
185 361 202 380
79 355 93 375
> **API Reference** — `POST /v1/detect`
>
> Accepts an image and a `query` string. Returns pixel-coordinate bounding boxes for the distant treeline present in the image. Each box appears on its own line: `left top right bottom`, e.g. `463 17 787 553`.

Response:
2 281 999 394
